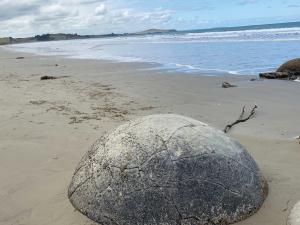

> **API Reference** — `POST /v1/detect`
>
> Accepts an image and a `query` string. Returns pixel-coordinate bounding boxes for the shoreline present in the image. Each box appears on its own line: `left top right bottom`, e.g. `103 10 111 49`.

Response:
1 43 266 77
0 47 300 225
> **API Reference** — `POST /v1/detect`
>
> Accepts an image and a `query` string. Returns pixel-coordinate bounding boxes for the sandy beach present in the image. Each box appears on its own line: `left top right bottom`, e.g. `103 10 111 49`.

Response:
0 47 300 225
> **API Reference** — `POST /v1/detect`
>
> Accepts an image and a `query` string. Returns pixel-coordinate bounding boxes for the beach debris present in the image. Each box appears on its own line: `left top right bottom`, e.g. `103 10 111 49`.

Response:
222 81 237 88
224 105 258 133
288 201 300 225
260 58 300 80
68 114 268 225
250 78 257 81
40 75 58 80
29 100 47 105
40 75 69 80
16 57 24 59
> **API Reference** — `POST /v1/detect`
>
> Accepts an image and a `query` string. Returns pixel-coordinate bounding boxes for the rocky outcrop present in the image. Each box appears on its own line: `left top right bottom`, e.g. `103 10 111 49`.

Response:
259 72 299 80
260 58 300 80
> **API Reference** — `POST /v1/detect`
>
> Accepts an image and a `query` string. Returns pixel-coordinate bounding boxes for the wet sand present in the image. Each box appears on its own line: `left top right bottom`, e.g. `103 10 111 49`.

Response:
0 47 300 225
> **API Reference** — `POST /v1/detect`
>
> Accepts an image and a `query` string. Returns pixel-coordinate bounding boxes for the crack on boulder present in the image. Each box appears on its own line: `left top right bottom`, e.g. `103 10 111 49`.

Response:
192 178 242 197
165 124 258 175
110 165 141 171
172 200 183 225
166 123 196 144
103 215 120 225
171 152 210 162
68 175 93 199
171 151 257 176
182 216 201 221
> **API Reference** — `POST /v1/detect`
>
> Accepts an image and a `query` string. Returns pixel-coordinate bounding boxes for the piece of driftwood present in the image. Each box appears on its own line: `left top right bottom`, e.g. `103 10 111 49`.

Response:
40 75 69 80
224 105 258 133
40 76 58 80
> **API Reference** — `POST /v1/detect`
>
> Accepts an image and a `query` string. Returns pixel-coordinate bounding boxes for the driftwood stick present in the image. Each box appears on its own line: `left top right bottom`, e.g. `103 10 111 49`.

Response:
239 106 246 120
224 105 258 133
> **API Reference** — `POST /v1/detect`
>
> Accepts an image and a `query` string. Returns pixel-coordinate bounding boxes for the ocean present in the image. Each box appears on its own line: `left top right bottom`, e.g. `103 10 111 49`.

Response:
5 22 300 76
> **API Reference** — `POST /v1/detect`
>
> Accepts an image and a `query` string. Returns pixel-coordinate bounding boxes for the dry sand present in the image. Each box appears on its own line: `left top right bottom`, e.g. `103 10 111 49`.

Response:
0 47 300 225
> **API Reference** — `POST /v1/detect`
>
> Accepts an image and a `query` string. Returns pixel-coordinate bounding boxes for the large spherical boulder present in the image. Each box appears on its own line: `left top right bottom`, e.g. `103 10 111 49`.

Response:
68 114 268 225
277 58 300 73
288 201 300 225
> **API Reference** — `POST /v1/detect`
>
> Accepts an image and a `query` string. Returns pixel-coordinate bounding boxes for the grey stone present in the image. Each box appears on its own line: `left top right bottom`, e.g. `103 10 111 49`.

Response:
259 72 298 80
222 82 237 88
68 114 268 225
259 58 300 80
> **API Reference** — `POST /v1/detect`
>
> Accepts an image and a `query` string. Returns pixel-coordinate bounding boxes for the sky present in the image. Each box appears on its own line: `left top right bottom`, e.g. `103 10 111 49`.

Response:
1 0 300 37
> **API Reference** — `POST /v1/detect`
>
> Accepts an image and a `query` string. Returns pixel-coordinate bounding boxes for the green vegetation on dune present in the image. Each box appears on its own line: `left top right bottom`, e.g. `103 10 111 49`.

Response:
0 29 177 45
0 37 12 45
0 33 123 45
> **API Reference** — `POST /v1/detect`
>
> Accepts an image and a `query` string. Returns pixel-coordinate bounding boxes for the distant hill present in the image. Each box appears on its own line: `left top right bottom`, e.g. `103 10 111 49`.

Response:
0 33 121 45
182 21 300 34
0 30 177 45
1 21 300 45
133 29 177 35
0 37 12 45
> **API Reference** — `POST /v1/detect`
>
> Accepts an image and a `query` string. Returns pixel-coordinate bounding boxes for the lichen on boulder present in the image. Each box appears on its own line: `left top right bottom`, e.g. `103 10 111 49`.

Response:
68 114 268 225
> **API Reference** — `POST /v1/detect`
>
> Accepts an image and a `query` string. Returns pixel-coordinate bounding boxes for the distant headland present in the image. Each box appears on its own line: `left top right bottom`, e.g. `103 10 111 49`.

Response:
1 21 300 46
0 29 177 45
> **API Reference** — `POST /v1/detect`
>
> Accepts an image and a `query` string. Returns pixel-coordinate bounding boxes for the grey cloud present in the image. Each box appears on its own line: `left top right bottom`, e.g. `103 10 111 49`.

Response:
194 5 216 11
287 4 300 8
0 0 174 37
237 0 258 5
0 0 43 20
94 4 108 15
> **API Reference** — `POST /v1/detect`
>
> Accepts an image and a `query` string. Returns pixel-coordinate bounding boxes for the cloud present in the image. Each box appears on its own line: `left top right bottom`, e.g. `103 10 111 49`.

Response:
0 0 178 37
94 4 108 15
237 0 258 5
287 4 300 8
0 0 175 37
2 0 296 38
0 0 43 20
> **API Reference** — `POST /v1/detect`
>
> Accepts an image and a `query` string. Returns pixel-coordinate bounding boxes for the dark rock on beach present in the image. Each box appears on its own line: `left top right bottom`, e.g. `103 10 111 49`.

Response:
259 72 298 80
222 81 237 88
40 76 58 80
260 58 300 80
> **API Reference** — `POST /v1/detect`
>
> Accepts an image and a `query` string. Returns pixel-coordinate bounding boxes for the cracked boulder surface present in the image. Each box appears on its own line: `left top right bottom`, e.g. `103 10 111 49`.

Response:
68 114 268 225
